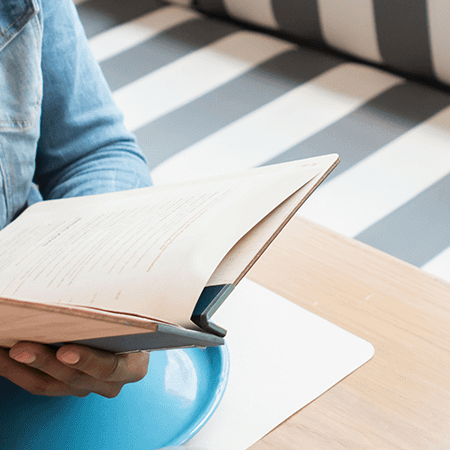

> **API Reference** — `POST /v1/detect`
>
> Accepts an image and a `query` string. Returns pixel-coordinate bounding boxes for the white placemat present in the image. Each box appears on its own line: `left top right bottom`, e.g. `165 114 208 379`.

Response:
183 279 374 450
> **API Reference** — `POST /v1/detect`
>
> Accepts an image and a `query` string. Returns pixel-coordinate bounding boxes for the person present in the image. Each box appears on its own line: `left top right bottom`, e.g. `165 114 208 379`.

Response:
0 0 153 397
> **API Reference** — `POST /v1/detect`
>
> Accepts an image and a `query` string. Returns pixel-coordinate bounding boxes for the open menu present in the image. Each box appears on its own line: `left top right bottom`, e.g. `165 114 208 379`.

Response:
0 154 339 353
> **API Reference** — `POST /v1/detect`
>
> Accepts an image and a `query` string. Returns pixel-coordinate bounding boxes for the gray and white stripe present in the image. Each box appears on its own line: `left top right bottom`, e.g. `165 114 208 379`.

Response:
112 32 295 132
264 83 450 180
196 0 450 86
101 18 240 92
149 64 402 183
89 6 202 63
356 174 450 267
134 48 343 170
78 1 450 282
77 0 163 39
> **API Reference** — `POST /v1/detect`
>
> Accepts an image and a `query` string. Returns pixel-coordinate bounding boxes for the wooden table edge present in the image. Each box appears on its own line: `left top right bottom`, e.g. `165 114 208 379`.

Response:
247 217 450 449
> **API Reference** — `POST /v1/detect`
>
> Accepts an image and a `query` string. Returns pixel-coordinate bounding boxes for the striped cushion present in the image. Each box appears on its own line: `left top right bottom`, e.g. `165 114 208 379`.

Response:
195 0 450 87
76 0 450 283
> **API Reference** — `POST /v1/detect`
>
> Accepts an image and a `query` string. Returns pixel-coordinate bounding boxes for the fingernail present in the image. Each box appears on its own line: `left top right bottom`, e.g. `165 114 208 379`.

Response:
11 351 36 364
58 351 80 365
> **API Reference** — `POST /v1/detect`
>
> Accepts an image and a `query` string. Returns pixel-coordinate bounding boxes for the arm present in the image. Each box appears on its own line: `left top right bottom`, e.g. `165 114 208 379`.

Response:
4 0 152 397
34 0 152 200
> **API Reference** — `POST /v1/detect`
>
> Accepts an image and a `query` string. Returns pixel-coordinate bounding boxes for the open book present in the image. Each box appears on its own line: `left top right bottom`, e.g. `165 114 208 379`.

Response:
0 154 339 353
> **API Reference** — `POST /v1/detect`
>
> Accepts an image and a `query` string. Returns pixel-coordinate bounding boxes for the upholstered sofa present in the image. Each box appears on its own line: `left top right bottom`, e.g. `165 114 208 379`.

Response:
76 0 450 283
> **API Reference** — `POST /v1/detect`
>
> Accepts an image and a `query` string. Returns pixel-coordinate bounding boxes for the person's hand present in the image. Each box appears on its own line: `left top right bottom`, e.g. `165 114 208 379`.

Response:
0 342 149 398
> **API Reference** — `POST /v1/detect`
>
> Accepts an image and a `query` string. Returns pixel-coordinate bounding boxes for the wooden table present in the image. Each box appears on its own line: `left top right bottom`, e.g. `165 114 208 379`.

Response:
247 217 450 449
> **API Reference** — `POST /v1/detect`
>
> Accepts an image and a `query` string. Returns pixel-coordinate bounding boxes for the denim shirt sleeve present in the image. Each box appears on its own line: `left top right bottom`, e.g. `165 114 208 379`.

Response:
34 0 153 201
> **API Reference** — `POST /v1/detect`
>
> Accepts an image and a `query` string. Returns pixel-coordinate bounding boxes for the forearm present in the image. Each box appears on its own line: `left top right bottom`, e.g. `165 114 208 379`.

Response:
38 143 153 200
35 0 152 200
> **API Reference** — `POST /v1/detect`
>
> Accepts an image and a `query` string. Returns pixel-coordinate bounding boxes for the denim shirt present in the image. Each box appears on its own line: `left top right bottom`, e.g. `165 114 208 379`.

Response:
0 0 152 230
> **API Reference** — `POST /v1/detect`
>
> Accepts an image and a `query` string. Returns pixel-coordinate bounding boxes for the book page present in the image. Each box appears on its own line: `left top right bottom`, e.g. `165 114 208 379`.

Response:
206 156 337 287
0 156 336 327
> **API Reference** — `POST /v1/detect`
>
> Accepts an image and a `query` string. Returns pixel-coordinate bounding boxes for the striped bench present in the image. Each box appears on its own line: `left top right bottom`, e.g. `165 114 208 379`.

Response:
75 0 450 283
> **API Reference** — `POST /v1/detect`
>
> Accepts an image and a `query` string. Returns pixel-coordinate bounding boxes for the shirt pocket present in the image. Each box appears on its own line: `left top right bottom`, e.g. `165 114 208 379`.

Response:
0 0 43 132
